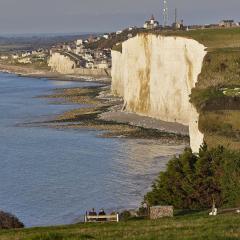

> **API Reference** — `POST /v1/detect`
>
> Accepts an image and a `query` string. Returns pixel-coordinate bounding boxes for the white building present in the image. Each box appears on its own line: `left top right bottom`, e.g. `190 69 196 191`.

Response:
76 39 83 46
12 54 19 59
143 15 159 29
74 46 84 55
83 53 93 62
219 20 236 28
96 60 110 69
21 52 31 58
116 30 123 35
18 57 32 64
85 62 94 69
103 34 109 39
0 55 9 60
128 33 133 39
128 26 137 31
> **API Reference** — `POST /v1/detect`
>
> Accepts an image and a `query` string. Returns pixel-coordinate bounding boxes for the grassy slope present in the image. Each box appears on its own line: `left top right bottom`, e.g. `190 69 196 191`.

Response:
1 213 240 240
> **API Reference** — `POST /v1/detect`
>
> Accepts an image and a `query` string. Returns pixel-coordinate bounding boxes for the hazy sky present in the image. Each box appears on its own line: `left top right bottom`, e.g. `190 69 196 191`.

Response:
0 0 239 34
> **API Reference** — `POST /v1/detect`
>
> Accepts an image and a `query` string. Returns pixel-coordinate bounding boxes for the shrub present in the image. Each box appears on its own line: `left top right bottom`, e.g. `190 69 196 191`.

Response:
0 211 24 229
144 144 240 209
119 211 132 221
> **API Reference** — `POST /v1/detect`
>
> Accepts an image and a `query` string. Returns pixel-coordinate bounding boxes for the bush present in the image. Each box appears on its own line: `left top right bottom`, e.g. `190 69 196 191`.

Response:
119 211 132 221
0 211 24 229
144 144 240 209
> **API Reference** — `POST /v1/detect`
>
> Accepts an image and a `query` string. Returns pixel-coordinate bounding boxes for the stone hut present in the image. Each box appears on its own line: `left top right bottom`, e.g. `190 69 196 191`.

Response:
150 206 174 220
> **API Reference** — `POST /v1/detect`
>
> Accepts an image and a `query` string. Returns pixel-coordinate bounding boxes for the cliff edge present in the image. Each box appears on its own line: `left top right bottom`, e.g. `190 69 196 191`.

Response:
111 34 206 152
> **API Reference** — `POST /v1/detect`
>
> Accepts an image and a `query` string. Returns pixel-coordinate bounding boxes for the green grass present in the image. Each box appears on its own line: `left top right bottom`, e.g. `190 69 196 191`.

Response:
138 27 240 49
1 213 240 240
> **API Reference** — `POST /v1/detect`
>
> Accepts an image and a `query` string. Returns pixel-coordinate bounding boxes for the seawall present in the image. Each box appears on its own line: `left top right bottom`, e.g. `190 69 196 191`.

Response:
111 34 207 152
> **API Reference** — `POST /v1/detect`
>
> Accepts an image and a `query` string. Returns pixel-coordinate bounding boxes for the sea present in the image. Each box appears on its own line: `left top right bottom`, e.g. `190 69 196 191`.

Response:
0 72 185 227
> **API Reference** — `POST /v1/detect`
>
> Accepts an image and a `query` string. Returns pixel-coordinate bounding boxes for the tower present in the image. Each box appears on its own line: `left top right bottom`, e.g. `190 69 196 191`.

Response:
163 0 169 27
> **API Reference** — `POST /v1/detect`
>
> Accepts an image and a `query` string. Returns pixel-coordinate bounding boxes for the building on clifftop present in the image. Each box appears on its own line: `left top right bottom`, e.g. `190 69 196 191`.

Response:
219 20 236 28
143 15 159 29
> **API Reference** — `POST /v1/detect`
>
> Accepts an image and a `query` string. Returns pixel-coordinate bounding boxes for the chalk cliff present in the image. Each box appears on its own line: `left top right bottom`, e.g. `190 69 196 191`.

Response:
48 52 111 77
48 52 75 74
111 34 207 152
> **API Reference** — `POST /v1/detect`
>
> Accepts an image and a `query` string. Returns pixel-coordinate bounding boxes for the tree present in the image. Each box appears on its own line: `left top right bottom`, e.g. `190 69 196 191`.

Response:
0 211 24 229
144 144 240 209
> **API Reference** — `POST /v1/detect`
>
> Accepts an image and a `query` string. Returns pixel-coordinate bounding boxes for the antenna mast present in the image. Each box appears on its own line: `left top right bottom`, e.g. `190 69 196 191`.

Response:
175 8 177 24
163 0 169 27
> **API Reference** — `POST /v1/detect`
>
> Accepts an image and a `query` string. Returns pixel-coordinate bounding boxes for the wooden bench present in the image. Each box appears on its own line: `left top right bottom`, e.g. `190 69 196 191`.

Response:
84 214 119 223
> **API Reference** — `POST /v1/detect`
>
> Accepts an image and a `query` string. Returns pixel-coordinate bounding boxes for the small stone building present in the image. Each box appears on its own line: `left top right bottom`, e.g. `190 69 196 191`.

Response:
150 206 174 220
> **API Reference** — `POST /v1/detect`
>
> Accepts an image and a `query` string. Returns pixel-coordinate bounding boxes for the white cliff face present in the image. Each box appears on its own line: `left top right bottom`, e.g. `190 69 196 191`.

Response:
111 34 207 152
111 51 124 96
48 52 75 74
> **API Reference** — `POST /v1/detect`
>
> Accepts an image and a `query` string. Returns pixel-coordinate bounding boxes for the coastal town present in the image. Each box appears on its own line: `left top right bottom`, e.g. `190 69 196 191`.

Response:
0 17 240 77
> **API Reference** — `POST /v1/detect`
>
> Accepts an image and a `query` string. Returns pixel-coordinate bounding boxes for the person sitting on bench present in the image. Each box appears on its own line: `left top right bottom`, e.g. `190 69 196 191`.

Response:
98 209 106 221
88 208 97 220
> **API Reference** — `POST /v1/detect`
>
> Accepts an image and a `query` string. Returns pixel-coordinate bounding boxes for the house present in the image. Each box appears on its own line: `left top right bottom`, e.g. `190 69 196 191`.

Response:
144 15 159 29
83 53 94 62
18 57 32 64
12 54 19 59
96 60 110 69
116 30 123 35
172 20 185 30
21 52 31 58
85 61 94 69
0 55 9 60
219 20 235 28
31 50 38 55
128 33 133 39
74 46 84 55
76 39 83 46
128 26 137 31
103 34 109 39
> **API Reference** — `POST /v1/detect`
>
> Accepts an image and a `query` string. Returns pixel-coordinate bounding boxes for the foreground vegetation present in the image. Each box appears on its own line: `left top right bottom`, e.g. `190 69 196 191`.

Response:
0 212 240 240
0 211 24 230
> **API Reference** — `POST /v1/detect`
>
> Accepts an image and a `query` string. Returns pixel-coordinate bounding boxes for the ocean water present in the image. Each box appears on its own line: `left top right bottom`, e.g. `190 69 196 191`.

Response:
0 72 185 227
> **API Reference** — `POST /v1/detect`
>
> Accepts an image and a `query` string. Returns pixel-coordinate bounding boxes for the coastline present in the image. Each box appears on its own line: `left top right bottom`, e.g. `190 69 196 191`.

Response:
38 85 189 144
0 62 111 84
0 62 189 144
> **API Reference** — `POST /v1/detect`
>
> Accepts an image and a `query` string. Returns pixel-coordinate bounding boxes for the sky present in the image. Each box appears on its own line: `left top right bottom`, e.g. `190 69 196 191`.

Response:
0 0 239 34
